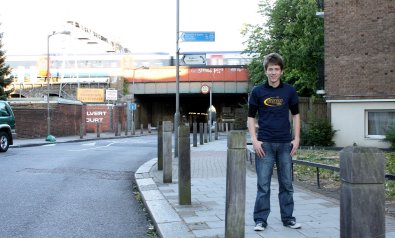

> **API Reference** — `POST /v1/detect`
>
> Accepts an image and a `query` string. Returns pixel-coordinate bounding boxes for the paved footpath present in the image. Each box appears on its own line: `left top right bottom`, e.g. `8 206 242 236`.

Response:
136 134 395 238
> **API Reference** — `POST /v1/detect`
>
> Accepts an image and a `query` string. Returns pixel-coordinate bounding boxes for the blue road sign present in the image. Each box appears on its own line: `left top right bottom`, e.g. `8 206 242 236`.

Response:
129 103 137 111
180 32 215 42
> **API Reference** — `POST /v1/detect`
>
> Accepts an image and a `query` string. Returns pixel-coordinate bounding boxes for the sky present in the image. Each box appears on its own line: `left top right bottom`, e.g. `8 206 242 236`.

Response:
0 0 263 56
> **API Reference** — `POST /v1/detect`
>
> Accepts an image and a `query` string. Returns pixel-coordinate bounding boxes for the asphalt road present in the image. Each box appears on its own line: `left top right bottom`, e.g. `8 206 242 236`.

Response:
0 135 158 238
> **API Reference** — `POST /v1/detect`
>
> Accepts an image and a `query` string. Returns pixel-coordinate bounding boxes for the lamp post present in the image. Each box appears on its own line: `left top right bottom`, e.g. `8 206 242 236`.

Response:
130 66 148 135
46 30 70 141
174 0 180 157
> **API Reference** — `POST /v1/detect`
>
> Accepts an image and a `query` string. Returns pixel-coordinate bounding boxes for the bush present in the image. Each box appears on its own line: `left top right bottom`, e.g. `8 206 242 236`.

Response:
383 125 395 150
301 119 336 147
385 152 395 199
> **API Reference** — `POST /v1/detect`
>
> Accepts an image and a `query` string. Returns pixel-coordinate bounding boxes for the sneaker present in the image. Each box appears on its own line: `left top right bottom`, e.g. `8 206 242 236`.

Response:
254 222 265 231
284 221 301 229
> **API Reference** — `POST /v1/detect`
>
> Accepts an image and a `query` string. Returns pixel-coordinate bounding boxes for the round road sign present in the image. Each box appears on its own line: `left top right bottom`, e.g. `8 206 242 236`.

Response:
201 84 210 94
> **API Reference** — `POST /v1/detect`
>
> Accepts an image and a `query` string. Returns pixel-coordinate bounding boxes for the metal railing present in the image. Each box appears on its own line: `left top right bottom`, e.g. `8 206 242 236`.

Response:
247 147 394 189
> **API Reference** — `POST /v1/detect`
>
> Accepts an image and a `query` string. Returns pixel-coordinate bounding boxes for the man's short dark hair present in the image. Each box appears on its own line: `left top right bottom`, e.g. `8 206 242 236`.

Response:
263 53 284 70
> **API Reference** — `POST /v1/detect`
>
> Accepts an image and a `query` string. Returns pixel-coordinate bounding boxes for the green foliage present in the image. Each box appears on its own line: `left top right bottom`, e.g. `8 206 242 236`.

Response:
383 125 395 150
301 119 336 146
295 151 395 201
122 77 129 95
0 29 14 100
386 152 395 199
242 0 324 96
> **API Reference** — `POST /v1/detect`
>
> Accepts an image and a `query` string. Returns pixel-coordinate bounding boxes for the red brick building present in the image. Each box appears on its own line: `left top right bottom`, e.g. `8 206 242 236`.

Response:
324 0 395 148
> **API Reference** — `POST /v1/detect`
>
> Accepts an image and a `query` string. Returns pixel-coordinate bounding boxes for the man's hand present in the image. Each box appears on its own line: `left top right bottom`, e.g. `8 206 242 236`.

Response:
290 138 300 157
253 140 265 158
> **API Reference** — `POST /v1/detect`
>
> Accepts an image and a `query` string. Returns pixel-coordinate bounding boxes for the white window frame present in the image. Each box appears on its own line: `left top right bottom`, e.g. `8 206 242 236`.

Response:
365 110 395 139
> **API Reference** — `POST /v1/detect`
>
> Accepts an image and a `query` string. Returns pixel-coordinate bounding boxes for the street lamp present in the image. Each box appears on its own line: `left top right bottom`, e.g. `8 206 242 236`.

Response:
46 30 70 141
175 0 180 157
130 66 148 135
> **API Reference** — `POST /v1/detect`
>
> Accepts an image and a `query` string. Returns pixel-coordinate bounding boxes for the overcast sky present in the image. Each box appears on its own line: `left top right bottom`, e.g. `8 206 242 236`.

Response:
1 0 263 55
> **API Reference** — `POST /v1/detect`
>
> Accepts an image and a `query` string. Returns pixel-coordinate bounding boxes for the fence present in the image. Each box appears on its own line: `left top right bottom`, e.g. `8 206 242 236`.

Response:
246 148 395 189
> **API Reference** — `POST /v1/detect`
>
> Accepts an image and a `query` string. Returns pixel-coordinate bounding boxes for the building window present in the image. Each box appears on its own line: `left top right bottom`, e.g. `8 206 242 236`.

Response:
366 110 395 139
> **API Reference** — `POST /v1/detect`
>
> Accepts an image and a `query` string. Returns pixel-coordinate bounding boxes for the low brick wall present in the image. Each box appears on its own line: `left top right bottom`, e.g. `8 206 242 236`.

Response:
10 100 128 138
11 102 85 139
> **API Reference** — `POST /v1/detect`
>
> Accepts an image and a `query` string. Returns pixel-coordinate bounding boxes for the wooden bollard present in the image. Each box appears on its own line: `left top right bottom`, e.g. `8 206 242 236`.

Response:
340 146 385 238
192 122 197 147
162 121 173 183
157 122 163 171
199 122 204 145
178 125 191 205
225 131 246 238
96 122 101 138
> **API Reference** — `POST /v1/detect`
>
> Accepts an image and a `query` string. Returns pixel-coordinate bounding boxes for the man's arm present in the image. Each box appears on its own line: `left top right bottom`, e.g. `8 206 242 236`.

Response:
247 116 264 158
291 113 300 156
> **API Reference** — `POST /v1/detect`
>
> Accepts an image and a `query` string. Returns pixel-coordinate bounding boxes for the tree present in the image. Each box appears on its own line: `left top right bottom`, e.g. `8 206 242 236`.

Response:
242 0 324 97
0 27 14 100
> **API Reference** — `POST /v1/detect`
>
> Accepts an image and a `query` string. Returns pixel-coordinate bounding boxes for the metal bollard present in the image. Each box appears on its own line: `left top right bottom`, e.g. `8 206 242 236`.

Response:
225 131 246 238
178 125 191 205
79 122 84 139
204 123 208 143
215 122 218 140
96 122 101 138
199 122 204 145
192 122 197 147
116 122 121 136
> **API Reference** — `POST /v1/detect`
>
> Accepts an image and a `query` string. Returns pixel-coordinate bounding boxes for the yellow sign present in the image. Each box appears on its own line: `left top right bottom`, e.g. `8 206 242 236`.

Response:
77 88 105 103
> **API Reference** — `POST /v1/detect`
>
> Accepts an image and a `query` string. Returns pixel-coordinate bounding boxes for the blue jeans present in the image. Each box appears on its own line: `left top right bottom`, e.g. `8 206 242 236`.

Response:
253 142 295 227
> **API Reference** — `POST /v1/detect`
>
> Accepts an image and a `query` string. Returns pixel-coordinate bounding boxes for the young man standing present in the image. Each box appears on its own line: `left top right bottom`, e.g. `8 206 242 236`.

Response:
247 53 301 231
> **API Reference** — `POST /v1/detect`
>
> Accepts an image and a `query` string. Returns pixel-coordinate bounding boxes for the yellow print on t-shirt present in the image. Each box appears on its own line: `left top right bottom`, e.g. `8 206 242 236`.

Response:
263 97 283 107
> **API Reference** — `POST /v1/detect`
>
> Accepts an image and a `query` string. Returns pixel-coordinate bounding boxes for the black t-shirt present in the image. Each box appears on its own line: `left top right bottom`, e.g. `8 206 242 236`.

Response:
248 81 299 143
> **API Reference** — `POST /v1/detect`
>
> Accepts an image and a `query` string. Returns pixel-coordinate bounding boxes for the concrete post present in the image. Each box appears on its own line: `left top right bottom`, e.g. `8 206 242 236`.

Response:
148 123 152 133
225 123 229 133
199 122 204 145
192 122 197 147
225 131 246 238
125 120 128 136
140 123 144 134
204 123 208 143
96 122 101 138
340 146 385 238
162 121 173 183
157 121 163 171
79 122 84 139
178 125 191 205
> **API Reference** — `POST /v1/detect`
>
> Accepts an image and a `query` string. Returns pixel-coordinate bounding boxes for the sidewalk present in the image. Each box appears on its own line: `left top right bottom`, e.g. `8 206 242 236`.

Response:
136 134 395 238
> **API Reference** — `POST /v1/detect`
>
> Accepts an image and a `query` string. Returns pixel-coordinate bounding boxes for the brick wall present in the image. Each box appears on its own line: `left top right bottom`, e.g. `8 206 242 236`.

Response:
11 102 128 138
12 103 85 138
324 0 395 100
85 104 126 133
